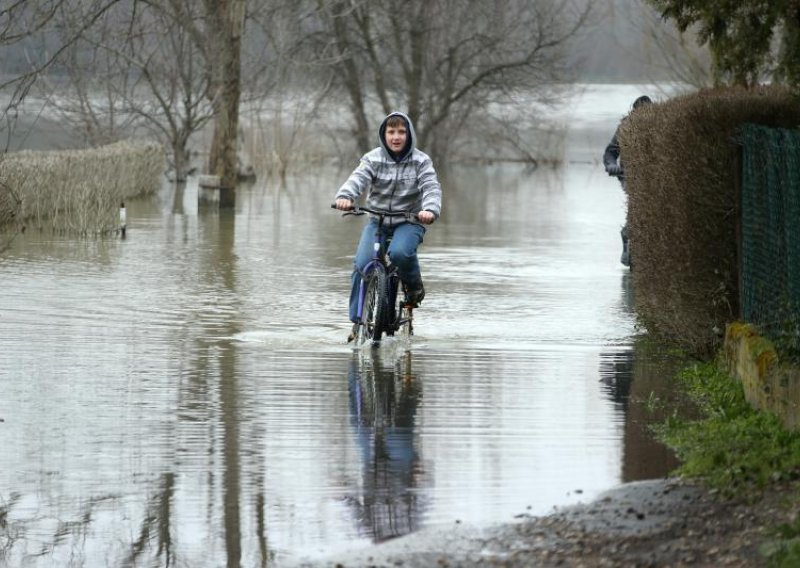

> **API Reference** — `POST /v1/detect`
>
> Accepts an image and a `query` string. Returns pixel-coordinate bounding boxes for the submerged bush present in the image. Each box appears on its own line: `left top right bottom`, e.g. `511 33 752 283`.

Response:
0 140 164 235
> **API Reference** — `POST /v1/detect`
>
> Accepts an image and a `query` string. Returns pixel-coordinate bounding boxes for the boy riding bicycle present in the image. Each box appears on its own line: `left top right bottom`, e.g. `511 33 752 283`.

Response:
333 111 443 341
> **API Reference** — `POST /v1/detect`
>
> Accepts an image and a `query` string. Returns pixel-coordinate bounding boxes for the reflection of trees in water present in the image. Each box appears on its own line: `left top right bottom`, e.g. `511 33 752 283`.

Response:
1 494 21 559
1 491 130 565
346 352 424 542
0 206 266 567
125 209 250 567
127 473 174 566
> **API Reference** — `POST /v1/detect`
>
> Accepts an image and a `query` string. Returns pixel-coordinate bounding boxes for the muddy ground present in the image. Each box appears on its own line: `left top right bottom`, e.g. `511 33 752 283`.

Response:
293 478 799 567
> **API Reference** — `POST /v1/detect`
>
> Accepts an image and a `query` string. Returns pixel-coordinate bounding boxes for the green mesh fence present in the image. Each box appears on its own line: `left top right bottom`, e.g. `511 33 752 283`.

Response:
738 124 800 353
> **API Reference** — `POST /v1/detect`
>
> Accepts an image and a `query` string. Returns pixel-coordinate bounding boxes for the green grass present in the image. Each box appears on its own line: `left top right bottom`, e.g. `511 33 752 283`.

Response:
761 516 800 568
655 362 800 495
654 361 800 566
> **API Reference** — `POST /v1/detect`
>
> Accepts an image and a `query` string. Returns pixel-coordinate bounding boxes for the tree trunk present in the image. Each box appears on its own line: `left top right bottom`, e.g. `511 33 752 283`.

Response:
328 0 371 154
206 0 244 207
173 139 190 182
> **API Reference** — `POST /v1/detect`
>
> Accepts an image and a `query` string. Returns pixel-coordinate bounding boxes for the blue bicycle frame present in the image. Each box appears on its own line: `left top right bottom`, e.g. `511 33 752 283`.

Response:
334 204 417 344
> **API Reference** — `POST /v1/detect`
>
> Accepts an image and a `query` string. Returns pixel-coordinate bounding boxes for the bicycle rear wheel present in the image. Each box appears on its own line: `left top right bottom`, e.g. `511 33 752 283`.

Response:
397 304 414 340
357 267 389 345
396 287 414 340
381 273 413 341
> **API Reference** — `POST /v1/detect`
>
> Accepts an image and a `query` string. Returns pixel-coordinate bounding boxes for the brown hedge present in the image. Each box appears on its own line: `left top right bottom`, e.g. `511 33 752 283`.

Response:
619 85 800 356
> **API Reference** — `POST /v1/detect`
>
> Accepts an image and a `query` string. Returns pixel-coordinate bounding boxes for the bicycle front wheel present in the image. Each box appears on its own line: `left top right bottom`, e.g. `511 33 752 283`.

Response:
359 268 389 344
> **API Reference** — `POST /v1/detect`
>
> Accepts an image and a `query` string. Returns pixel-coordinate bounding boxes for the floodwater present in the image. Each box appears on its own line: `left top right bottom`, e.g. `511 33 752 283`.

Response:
0 85 681 567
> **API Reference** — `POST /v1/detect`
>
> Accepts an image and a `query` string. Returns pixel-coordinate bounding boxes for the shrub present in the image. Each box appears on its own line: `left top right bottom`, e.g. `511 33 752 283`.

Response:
655 362 800 496
619 85 800 356
0 140 164 234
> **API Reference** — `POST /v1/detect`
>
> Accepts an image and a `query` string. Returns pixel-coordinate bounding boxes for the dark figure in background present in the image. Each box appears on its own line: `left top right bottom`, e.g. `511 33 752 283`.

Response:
603 95 652 267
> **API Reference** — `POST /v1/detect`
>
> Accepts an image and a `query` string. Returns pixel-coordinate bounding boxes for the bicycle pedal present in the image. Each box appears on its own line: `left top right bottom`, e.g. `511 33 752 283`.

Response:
346 323 358 343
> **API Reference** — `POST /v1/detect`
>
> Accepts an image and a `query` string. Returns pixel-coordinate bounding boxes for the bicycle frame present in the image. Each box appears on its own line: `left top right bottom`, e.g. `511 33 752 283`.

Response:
335 205 417 344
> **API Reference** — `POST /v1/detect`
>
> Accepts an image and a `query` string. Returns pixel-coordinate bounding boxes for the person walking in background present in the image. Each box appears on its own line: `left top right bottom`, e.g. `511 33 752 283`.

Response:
603 95 652 267
333 111 442 341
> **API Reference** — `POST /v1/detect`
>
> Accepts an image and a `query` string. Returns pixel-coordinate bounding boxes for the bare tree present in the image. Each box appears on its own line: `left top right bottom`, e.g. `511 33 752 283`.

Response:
626 1 713 90
144 0 245 202
116 2 214 181
35 14 131 146
315 0 591 163
0 1 126 120
132 10 214 181
30 1 216 181
1 0 592 199
242 1 336 183
1 0 247 203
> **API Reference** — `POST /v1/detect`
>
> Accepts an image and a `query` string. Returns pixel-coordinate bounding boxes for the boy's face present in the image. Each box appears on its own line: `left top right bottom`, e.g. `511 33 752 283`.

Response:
384 124 408 153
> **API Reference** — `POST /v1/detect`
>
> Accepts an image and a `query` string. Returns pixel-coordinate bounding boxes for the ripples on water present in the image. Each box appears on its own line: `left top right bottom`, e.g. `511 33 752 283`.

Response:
0 159 679 567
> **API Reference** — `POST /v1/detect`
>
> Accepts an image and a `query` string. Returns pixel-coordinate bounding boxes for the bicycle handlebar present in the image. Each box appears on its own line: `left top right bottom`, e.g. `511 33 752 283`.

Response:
330 203 419 223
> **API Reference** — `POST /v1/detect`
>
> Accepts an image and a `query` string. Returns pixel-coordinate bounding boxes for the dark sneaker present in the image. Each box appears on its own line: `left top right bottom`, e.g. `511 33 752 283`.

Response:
406 284 425 307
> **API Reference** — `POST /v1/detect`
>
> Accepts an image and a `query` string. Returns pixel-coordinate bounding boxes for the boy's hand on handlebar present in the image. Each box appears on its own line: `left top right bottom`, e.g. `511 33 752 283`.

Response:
334 198 354 211
417 210 435 224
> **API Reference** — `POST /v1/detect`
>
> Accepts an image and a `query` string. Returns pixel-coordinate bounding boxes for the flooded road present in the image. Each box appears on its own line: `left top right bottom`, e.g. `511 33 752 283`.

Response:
0 86 679 567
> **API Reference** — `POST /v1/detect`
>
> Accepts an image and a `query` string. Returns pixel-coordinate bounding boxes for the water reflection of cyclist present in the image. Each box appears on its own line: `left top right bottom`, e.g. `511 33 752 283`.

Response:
603 95 652 267
346 353 423 542
333 112 443 341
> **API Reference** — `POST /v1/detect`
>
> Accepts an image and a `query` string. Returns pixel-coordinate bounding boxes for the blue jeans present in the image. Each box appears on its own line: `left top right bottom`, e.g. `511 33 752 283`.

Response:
349 220 426 322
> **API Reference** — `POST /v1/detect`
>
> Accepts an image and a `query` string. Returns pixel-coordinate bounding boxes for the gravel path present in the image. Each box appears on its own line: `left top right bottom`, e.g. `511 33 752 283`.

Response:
291 478 798 567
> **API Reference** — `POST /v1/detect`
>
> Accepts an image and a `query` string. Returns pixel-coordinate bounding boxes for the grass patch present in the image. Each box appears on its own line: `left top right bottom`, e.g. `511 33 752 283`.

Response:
655 362 800 497
760 516 800 568
655 361 800 566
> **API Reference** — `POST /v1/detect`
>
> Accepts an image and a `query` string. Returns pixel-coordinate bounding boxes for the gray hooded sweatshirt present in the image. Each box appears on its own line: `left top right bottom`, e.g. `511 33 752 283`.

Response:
335 111 442 226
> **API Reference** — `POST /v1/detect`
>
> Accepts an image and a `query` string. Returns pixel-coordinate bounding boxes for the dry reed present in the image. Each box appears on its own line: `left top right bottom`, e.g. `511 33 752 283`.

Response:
0 141 164 235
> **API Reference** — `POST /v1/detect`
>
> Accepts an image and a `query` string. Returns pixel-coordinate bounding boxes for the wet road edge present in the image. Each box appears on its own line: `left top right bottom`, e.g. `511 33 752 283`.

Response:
289 478 717 567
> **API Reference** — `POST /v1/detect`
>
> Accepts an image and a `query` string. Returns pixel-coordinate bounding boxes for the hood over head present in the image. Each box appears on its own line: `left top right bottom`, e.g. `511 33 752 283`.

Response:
378 111 416 162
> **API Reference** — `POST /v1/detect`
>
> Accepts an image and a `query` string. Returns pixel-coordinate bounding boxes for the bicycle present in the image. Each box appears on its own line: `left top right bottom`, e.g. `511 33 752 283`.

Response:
333 204 419 346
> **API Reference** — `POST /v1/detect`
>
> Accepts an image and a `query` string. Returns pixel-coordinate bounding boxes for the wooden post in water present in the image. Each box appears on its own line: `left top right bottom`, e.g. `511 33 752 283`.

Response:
119 202 127 238
198 175 235 208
